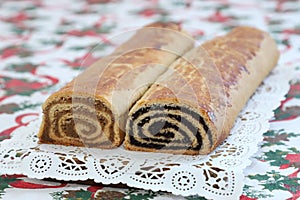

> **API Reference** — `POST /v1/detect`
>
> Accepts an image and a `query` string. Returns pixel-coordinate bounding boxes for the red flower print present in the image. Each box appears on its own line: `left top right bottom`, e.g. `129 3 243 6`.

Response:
10 180 67 189
87 185 104 198
0 75 55 102
278 153 300 199
0 46 32 59
0 113 38 140
279 153 300 171
1 11 35 35
280 163 291 169
61 53 100 69
4 79 47 94
67 30 99 37
1 175 25 179
6 63 59 84
65 29 112 45
137 7 168 17
207 10 232 23
240 195 258 200
287 190 300 200
288 83 300 98
192 30 205 38
2 12 32 24
286 154 300 163
282 28 300 35
1 47 22 59
272 97 300 122
8 63 39 74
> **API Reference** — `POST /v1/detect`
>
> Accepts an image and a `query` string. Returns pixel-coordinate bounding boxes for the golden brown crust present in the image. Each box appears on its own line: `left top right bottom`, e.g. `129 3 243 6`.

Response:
206 26 280 150
38 21 194 148
125 26 279 155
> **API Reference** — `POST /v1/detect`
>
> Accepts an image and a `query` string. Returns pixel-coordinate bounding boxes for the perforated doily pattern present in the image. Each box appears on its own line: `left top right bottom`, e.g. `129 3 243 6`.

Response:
0 65 293 199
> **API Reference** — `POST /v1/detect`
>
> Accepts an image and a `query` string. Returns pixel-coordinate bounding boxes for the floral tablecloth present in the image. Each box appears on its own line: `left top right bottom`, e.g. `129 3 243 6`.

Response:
0 0 300 199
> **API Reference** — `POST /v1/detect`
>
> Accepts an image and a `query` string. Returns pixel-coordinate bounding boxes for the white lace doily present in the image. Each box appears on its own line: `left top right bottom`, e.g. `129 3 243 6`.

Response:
0 65 293 199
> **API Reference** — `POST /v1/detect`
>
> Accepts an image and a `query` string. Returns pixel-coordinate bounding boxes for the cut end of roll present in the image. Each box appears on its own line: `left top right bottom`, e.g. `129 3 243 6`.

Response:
124 101 216 155
38 93 124 149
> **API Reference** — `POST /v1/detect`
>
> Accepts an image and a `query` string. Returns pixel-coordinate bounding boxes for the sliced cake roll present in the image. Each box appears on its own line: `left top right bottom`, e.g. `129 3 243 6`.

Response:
38 22 194 148
125 27 280 155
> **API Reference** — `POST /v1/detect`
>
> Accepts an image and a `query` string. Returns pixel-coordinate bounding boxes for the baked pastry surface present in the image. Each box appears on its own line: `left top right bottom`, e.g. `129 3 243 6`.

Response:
38 22 194 148
124 26 280 155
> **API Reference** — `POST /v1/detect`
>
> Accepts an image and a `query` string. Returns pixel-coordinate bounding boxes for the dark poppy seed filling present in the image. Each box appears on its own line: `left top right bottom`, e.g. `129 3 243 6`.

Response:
127 104 212 151
124 27 279 155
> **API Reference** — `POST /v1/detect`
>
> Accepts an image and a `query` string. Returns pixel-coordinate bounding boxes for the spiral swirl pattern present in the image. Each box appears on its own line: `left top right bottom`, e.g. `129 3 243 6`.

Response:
38 95 121 148
125 103 212 155
125 26 280 155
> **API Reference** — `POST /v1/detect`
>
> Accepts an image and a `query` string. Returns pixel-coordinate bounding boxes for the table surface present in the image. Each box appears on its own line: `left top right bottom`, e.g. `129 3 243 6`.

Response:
0 0 300 199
